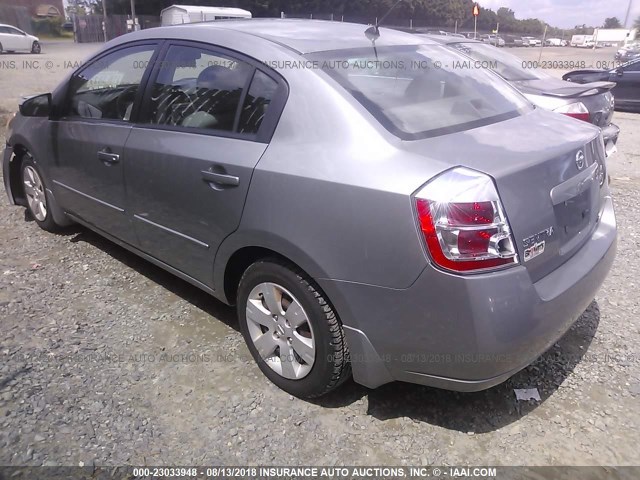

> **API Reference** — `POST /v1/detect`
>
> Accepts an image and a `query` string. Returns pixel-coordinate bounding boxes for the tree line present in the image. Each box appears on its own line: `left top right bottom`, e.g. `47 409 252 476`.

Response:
68 0 640 38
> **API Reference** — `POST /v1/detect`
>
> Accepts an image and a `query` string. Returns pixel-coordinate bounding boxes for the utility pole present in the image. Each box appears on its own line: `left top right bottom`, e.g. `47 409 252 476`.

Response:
472 3 480 40
538 25 548 62
101 0 107 42
130 0 138 31
623 0 633 27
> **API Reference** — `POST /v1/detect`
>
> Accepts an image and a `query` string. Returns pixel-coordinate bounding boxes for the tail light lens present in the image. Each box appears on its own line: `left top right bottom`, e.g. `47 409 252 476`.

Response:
415 167 519 273
554 102 590 122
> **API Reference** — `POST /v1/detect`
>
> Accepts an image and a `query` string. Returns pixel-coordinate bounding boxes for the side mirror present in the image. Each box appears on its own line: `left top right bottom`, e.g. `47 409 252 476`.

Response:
18 93 52 117
615 67 624 76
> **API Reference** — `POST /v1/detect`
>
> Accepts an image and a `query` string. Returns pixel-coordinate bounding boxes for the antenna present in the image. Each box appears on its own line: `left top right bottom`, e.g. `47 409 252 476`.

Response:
364 0 405 58
365 0 405 41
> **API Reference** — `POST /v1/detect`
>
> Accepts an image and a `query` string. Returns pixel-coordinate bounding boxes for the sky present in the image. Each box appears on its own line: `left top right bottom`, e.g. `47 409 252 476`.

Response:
480 0 640 29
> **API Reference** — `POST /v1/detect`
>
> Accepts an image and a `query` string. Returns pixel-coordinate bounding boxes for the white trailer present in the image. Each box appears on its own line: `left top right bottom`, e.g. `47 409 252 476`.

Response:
570 34 594 47
161 5 252 26
593 28 637 46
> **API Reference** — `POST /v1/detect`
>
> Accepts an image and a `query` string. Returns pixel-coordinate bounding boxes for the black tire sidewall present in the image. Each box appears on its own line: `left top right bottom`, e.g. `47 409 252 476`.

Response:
21 156 57 231
237 261 341 398
32 42 41 54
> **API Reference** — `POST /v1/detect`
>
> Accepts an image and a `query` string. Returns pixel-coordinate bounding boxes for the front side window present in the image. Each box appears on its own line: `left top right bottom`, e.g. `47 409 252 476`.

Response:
67 44 156 121
147 45 253 132
308 45 531 140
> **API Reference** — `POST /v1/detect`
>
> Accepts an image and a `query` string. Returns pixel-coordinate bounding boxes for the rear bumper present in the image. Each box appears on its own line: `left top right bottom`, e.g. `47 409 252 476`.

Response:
319 196 617 391
601 123 620 152
3 144 16 205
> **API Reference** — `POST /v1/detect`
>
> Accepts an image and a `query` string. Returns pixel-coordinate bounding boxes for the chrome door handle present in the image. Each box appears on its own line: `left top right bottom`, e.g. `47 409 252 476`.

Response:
97 150 120 165
201 170 240 187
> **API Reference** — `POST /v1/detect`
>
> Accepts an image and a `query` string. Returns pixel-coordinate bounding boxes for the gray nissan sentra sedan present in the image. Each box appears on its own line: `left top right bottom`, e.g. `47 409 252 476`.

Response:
3 20 617 398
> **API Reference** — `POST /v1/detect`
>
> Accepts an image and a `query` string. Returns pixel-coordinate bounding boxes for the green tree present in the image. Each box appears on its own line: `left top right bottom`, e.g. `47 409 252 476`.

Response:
603 17 622 28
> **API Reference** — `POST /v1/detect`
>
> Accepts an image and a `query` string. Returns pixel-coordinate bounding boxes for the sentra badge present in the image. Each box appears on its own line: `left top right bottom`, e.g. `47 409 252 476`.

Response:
523 227 554 262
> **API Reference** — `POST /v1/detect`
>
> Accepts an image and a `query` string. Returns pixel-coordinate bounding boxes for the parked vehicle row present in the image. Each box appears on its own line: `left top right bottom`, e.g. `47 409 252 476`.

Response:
615 43 640 62
3 21 617 399
418 30 546 48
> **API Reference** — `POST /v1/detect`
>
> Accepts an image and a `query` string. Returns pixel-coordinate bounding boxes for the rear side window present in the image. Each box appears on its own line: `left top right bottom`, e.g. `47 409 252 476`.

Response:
146 45 252 132
238 70 278 134
308 45 531 140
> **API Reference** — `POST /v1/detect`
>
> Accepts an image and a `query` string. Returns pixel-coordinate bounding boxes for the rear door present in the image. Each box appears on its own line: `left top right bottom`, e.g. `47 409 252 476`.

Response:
124 41 287 287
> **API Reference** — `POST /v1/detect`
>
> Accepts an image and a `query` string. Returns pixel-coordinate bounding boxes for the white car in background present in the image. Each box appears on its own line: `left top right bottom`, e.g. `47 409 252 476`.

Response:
545 38 563 46
0 24 41 54
523 36 542 47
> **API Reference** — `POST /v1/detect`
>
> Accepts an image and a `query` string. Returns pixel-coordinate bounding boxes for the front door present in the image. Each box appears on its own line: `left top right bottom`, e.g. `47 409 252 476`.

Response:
124 42 285 286
51 43 158 244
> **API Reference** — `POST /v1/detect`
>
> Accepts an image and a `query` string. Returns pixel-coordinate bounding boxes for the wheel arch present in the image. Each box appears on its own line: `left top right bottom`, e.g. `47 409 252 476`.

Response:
7 142 30 206
215 233 332 307
6 140 73 226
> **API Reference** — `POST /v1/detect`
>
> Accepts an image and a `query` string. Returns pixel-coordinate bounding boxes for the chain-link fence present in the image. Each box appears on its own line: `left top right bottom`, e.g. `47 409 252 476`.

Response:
72 14 160 43
280 12 478 34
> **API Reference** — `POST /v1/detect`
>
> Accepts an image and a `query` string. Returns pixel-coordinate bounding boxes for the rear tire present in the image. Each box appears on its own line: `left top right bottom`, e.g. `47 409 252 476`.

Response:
0 43 3 54
20 154 63 233
237 259 351 398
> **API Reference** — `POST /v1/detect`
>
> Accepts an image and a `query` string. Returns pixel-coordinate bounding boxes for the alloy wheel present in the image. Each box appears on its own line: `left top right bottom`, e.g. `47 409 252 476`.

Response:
245 282 316 380
23 165 47 221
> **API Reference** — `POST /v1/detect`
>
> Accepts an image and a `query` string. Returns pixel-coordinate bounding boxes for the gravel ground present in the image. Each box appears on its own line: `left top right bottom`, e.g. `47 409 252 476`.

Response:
0 42 639 468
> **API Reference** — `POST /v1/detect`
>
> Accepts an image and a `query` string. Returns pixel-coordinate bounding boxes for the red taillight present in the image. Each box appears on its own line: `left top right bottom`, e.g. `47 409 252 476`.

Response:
562 112 590 122
554 102 590 123
447 202 494 225
415 168 519 273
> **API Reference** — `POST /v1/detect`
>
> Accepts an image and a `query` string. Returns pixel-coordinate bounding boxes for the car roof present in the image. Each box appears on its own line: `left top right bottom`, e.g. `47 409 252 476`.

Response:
0 24 24 30
126 19 435 54
415 34 480 45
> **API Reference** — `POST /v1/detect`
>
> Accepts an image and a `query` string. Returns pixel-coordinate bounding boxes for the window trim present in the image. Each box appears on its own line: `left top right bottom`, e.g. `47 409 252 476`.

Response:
58 40 162 125
135 39 289 144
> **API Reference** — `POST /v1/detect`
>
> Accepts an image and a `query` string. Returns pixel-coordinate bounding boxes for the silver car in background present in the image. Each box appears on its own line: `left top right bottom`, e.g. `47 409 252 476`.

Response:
422 35 620 155
3 20 616 398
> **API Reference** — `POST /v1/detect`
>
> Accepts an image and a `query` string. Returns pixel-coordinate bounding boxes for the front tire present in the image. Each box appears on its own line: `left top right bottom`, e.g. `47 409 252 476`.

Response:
31 41 41 54
21 155 62 232
237 259 351 398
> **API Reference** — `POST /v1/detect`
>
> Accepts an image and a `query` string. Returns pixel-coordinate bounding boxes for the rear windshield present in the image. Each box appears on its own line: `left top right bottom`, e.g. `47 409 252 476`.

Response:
448 42 550 82
307 45 531 140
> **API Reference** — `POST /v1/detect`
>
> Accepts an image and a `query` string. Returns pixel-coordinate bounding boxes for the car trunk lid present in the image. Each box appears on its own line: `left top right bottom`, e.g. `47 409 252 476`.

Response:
399 109 605 282
515 78 616 127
